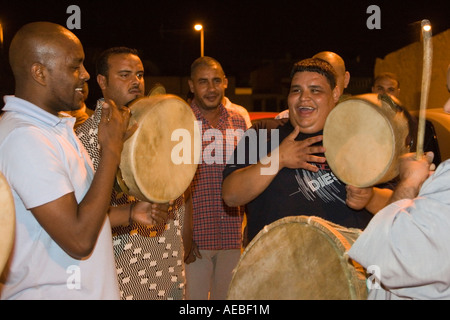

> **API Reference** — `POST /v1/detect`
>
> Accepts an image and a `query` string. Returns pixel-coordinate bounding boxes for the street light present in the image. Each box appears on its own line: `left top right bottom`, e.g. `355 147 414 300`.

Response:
0 22 4 50
194 24 204 57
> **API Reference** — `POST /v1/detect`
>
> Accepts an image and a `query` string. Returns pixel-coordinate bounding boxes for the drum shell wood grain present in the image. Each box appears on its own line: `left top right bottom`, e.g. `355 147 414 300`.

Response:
119 95 200 203
227 216 367 300
323 94 410 187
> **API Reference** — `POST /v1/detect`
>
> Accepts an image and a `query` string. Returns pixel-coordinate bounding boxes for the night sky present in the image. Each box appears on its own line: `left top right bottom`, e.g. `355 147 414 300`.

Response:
0 0 449 88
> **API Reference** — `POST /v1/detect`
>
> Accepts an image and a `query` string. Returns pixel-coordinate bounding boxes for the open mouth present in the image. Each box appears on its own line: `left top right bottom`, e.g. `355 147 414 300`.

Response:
75 87 84 96
297 106 316 114
205 95 218 102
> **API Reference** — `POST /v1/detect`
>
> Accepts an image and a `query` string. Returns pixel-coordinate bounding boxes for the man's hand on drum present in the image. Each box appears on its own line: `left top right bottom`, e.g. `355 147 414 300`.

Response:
279 126 326 172
98 99 138 159
131 201 173 226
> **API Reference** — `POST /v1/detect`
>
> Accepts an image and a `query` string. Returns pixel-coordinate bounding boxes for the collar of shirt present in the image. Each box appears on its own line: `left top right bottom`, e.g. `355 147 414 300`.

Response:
92 98 105 123
190 100 229 130
3 95 76 129
2 95 91 161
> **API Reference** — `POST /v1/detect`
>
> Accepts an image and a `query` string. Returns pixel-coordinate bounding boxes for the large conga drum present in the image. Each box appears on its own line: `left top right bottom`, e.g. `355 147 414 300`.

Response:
323 93 410 187
117 94 201 203
227 216 367 300
0 171 15 275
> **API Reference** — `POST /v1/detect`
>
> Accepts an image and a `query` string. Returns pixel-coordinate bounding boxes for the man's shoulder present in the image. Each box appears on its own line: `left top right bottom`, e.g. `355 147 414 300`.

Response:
224 102 248 117
223 98 252 126
251 117 289 131
225 101 248 114
75 99 103 136
0 113 52 144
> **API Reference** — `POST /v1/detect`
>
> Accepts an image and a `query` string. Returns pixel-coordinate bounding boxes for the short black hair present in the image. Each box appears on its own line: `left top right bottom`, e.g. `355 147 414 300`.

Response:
290 58 337 90
96 47 139 77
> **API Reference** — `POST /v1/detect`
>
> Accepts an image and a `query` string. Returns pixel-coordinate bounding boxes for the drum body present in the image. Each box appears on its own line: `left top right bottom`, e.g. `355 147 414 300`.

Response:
119 94 200 203
227 216 367 300
0 171 15 275
323 93 410 187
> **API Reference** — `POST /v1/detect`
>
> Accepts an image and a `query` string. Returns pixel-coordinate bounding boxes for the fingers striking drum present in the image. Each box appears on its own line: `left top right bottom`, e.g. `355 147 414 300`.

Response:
227 216 367 300
323 93 410 187
0 171 15 275
117 94 201 203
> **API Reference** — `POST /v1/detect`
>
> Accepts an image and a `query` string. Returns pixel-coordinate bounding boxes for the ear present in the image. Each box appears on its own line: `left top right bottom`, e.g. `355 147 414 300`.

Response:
97 74 107 91
344 71 350 88
223 77 228 89
332 85 340 104
188 79 194 93
30 63 47 86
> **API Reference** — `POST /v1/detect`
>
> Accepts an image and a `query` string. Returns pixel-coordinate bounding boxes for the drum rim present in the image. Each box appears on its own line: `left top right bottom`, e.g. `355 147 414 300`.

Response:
228 215 367 300
119 94 199 203
324 97 397 187
0 171 15 275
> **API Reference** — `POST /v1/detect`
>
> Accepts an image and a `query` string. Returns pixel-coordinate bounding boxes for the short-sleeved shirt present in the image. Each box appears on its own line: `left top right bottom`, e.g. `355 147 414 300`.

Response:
0 96 119 300
223 118 373 242
190 100 249 250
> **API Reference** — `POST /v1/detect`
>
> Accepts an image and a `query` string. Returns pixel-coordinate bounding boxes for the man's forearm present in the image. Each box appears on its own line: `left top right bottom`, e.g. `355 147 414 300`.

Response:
388 180 421 205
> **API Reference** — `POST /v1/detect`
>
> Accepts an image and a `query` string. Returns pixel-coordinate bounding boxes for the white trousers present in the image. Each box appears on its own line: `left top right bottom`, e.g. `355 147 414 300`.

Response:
185 249 241 300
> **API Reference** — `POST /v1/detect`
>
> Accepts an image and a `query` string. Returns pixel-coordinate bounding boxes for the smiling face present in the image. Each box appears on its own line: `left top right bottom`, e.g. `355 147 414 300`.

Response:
44 35 90 113
97 53 145 107
288 71 339 134
188 63 228 111
8 22 90 115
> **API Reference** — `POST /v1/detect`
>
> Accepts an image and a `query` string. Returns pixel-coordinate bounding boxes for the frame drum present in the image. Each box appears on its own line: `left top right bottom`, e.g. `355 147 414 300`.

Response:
323 93 410 187
118 94 200 203
0 171 15 275
227 216 367 300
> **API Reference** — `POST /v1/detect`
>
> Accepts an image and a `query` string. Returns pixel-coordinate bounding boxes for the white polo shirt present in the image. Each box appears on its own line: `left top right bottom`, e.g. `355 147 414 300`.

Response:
0 96 119 300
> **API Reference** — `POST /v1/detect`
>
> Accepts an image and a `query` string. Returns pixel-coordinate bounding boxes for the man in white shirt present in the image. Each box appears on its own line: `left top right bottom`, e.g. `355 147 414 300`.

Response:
348 65 450 299
0 22 167 299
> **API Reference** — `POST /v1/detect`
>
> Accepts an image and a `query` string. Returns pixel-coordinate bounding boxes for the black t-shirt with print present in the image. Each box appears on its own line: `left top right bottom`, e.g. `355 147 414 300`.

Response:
223 118 373 242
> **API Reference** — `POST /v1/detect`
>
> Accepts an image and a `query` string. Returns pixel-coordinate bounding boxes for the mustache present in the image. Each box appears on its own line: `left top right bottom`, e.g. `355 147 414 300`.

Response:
129 85 142 91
